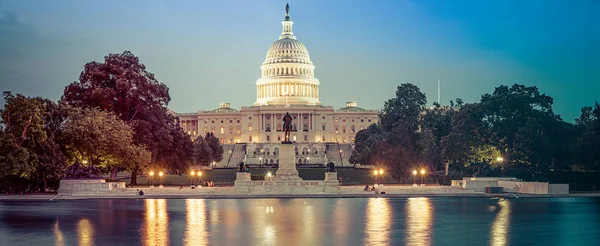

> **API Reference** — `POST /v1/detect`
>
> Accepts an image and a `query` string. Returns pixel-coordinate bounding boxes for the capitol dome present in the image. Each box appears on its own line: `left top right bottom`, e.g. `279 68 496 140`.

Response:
255 4 321 106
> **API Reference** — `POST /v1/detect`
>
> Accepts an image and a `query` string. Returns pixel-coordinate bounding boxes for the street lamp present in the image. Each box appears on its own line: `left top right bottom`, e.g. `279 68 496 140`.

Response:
149 171 155 188
373 170 379 186
159 171 164 188
412 170 417 186
307 156 310 165
496 156 504 162
420 169 426 186
190 170 196 186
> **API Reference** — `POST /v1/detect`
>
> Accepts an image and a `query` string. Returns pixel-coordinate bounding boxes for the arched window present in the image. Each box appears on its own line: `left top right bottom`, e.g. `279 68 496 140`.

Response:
274 147 279 155
277 124 282 131
351 125 355 133
264 147 270 155
302 147 308 155
248 124 252 131
311 147 318 154
342 127 346 133
220 126 224 134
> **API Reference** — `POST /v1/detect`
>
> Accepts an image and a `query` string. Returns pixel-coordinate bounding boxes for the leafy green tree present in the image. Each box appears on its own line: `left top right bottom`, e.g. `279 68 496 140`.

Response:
61 51 194 182
205 132 224 164
378 83 426 180
193 135 213 166
349 124 386 166
380 83 427 133
574 102 600 170
62 107 151 179
419 102 457 176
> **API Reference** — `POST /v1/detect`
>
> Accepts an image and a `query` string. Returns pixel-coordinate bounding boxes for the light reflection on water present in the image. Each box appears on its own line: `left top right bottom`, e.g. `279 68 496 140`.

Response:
77 219 94 246
143 199 169 246
184 199 206 246
490 199 510 246
406 197 433 246
53 220 65 246
1 198 600 246
365 198 392 246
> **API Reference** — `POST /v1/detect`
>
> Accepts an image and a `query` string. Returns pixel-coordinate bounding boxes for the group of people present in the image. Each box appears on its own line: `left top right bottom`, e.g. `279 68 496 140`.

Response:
364 185 377 192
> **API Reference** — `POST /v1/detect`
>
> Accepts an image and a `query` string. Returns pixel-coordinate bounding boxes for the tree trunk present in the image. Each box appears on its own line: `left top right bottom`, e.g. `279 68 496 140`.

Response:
130 168 138 186
44 179 47 193
111 167 118 179
444 162 449 176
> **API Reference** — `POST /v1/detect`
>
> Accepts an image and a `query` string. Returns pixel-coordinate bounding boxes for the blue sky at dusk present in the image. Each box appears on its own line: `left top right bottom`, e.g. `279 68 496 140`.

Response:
0 0 598 121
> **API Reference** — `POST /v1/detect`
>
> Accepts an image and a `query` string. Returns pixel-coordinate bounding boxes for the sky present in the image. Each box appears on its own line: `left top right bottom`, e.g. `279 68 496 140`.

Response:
0 0 598 121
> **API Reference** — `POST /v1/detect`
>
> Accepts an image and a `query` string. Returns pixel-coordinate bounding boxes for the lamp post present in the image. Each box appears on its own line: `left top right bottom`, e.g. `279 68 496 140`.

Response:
159 171 164 188
373 170 379 186
420 169 426 186
307 156 310 165
190 170 196 186
378 169 384 186
266 171 272 181
412 170 417 186
198 171 203 186
149 171 155 188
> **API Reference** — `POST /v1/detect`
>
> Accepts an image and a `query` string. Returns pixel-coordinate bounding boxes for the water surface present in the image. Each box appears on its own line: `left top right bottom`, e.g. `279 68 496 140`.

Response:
1 197 599 246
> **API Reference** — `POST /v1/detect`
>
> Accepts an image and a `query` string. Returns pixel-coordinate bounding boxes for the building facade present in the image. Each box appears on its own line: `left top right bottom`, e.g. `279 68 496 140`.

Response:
177 6 378 167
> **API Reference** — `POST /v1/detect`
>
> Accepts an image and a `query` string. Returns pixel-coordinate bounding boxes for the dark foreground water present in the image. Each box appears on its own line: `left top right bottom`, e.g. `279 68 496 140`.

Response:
1 197 599 246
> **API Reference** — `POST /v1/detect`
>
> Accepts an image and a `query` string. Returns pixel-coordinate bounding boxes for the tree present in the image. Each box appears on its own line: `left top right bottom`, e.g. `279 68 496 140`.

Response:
349 124 386 166
419 102 457 177
574 102 600 170
193 135 213 166
380 83 427 133
61 51 170 123
378 83 426 180
61 51 194 182
62 107 150 179
205 132 224 164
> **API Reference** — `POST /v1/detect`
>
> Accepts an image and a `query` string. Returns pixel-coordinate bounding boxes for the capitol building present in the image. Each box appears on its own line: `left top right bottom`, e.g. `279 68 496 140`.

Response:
176 5 378 167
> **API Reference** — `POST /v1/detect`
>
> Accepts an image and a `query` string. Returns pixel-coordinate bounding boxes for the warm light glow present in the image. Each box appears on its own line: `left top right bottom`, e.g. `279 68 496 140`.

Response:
365 198 391 245
413 170 417 175
379 169 384 175
185 199 207 246
267 172 272 177
82 160 88 164
406 197 433 246
149 171 154 176
373 170 378 175
77 219 94 246
190 171 196 176
198 171 202 176
420 169 425 175
496 156 504 162
54 220 65 246
143 199 169 246
159 171 164 177
491 199 511 246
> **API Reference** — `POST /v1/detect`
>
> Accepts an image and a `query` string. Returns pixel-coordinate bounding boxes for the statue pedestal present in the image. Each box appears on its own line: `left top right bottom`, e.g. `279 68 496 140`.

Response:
275 144 302 181
324 172 340 193
234 172 252 193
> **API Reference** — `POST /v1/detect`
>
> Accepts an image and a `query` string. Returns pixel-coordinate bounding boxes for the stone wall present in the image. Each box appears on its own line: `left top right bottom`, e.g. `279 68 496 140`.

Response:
58 179 127 196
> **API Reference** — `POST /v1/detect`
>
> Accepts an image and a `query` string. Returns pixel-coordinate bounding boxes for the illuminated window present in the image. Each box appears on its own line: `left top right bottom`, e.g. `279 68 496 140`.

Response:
193 130 196 135
293 135 296 141
220 127 224 134
248 124 252 131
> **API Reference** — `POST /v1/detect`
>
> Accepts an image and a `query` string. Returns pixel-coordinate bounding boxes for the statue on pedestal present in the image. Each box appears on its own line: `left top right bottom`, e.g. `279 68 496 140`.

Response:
282 112 293 144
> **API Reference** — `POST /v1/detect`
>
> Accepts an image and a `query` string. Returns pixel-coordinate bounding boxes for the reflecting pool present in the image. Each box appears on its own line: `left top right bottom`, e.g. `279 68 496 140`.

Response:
1 197 599 245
